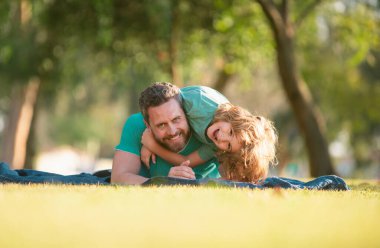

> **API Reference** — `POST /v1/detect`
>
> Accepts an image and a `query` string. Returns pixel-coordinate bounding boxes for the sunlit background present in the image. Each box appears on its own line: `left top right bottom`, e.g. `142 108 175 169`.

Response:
0 0 379 179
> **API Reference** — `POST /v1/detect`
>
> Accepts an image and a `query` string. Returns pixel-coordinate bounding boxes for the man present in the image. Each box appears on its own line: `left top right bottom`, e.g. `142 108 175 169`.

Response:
111 82 220 185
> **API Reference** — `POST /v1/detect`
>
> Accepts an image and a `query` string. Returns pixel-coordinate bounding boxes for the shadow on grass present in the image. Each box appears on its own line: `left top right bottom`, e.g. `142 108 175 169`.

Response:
348 180 380 192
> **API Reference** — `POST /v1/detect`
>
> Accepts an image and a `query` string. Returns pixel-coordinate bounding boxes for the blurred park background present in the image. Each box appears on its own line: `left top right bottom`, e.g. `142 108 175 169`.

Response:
0 0 379 179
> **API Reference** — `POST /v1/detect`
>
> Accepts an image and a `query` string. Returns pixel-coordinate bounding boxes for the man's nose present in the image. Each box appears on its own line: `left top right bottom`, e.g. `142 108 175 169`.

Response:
167 123 177 135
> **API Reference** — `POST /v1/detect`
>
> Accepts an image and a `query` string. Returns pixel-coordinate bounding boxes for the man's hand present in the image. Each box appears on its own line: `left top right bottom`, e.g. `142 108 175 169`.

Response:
141 145 156 168
168 160 196 179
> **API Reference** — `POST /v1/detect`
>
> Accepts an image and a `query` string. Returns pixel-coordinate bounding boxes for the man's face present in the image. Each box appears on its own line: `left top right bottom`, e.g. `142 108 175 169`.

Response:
146 98 190 152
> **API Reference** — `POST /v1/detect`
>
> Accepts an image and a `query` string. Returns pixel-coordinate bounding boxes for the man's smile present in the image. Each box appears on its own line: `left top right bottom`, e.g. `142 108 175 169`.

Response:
165 132 182 141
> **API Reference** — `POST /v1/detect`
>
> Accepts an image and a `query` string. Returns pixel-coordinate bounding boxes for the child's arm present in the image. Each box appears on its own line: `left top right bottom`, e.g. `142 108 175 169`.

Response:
140 145 156 168
141 128 206 167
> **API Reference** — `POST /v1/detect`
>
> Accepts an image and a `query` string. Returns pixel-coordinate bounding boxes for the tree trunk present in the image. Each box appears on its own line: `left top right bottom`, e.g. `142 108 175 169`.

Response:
213 67 235 94
24 98 39 169
277 38 334 176
257 0 334 176
1 83 23 167
0 0 40 169
169 0 182 86
1 79 40 169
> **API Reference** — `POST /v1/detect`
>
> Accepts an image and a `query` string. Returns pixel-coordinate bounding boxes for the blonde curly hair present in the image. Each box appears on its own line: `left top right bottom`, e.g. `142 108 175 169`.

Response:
213 104 278 183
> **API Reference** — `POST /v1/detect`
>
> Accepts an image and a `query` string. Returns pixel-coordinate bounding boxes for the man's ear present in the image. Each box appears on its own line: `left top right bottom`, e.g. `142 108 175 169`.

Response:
144 120 150 128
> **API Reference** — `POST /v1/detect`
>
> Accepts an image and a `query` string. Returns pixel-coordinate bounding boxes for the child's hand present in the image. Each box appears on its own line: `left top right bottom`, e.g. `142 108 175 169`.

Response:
141 128 157 150
141 145 156 168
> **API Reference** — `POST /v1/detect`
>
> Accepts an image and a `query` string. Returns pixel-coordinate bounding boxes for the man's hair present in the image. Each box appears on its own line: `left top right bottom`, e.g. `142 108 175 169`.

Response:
138 82 182 123
213 103 278 183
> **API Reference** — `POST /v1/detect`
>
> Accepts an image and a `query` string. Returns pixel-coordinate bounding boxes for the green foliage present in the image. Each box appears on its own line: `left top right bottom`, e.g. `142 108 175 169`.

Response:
180 0 274 87
0 1 41 81
296 1 380 167
0 0 379 172
30 0 276 155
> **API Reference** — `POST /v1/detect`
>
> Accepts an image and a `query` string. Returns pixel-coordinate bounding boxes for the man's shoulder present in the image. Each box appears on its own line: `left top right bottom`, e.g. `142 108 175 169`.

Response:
127 112 144 122
124 112 145 128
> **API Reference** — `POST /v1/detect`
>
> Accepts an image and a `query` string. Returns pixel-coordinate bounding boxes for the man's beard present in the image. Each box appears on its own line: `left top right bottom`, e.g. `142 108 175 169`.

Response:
153 129 190 153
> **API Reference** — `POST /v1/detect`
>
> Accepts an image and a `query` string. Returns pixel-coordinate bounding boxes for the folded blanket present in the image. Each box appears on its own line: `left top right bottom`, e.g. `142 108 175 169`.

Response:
0 162 349 190
143 176 349 190
0 162 109 185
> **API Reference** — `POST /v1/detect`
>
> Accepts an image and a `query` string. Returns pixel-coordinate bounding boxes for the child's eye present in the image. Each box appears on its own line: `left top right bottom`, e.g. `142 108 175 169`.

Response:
229 129 233 136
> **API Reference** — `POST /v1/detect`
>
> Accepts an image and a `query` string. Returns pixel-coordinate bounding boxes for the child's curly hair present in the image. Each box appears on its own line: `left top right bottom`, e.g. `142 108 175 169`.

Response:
213 104 278 183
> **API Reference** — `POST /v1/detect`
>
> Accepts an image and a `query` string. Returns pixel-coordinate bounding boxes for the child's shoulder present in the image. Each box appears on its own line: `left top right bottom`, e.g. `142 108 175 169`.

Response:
181 85 218 94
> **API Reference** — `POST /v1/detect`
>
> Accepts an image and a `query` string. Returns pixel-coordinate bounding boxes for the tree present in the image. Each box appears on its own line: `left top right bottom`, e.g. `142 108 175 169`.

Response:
0 1 43 169
298 0 380 172
256 0 335 176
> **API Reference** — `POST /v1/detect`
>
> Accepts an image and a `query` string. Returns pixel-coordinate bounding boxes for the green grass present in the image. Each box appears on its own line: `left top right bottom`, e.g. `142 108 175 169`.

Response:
0 181 379 248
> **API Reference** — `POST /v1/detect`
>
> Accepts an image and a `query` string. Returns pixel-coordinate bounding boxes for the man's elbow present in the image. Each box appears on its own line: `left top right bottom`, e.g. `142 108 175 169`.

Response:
110 171 148 185
110 172 122 184
110 170 129 184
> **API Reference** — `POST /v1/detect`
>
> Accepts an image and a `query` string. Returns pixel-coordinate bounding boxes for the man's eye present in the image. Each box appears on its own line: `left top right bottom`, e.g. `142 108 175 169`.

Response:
158 124 165 129
173 117 181 122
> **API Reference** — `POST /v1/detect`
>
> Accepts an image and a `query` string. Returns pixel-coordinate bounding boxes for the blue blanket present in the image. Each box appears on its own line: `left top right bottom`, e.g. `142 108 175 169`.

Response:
143 176 349 190
0 162 110 185
0 162 349 190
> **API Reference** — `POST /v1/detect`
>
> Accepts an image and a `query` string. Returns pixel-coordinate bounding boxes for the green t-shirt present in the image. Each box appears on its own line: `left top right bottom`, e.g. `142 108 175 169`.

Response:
180 86 229 160
115 113 220 179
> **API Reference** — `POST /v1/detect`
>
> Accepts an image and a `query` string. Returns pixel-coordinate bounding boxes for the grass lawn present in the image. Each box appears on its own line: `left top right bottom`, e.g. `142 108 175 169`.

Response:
0 180 379 248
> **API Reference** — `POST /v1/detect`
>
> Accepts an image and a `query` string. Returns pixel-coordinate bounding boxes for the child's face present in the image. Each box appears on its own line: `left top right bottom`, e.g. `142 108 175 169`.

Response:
207 121 241 152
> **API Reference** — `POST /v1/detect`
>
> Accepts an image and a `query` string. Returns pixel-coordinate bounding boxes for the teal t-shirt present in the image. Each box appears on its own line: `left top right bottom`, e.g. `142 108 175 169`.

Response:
180 86 229 160
115 113 220 179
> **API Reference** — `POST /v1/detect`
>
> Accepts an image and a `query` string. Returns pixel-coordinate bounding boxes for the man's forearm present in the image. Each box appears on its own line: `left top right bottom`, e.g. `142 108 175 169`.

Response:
111 173 149 185
111 150 149 185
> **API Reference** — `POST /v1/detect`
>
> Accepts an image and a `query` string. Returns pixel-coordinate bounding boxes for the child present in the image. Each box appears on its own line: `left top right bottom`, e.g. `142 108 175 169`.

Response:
141 85 277 183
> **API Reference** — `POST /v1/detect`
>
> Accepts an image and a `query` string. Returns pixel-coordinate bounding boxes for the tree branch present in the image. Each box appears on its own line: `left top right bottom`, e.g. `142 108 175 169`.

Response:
295 0 322 29
256 0 285 37
280 0 288 24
